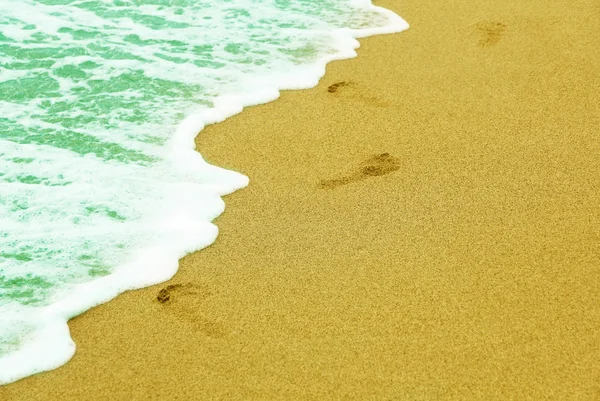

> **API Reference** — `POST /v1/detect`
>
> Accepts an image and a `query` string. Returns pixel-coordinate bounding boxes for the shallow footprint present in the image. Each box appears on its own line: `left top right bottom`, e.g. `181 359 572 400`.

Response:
476 21 507 47
319 153 400 189
156 283 227 339
360 153 400 176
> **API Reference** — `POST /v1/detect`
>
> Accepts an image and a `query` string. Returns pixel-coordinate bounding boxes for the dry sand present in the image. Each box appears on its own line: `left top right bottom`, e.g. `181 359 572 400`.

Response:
3 0 600 399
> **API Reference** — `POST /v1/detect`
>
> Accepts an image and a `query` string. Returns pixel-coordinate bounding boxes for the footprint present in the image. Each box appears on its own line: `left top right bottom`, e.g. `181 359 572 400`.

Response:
327 81 351 93
476 21 507 47
156 283 227 339
156 284 184 304
319 153 400 189
360 153 400 177
326 80 389 108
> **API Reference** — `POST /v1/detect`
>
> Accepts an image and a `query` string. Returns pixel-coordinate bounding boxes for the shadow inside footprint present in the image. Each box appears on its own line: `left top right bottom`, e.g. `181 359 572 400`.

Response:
476 21 507 47
319 153 400 189
156 283 227 339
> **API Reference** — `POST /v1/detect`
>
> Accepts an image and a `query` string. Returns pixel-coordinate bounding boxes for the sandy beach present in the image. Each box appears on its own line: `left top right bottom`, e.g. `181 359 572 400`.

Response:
3 0 600 399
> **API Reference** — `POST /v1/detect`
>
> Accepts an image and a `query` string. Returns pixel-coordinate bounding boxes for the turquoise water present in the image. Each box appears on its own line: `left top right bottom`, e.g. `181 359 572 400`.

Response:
0 0 407 384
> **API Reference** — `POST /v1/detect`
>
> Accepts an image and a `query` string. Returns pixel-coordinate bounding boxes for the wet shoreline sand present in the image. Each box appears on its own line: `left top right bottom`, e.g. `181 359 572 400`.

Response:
4 0 600 399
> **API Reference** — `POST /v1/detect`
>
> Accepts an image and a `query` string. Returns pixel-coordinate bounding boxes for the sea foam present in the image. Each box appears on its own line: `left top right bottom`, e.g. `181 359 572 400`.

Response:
0 0 408 384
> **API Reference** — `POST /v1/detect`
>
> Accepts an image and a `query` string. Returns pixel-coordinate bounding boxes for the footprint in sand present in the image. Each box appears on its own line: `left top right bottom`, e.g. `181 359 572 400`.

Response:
156 283 227 339
327 81 351 93
475 21 507 47
319 153 400 189
326 80 389 108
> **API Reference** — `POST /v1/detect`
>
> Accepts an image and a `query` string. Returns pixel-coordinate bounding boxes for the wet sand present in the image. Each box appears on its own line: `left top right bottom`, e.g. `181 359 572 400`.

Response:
3 0 600 399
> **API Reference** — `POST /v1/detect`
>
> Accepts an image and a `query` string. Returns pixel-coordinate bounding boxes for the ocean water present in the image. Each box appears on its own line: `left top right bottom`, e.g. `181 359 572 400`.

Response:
0 0 407 384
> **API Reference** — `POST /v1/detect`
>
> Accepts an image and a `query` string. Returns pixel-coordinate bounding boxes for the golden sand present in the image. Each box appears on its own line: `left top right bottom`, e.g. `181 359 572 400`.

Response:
3 0 600 399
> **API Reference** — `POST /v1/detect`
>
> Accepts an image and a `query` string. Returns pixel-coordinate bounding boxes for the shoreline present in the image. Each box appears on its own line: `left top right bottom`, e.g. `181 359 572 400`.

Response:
4 0 600 399
0 4 407 385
